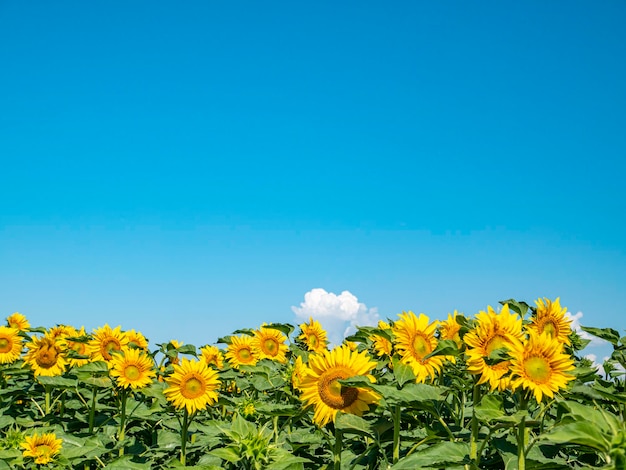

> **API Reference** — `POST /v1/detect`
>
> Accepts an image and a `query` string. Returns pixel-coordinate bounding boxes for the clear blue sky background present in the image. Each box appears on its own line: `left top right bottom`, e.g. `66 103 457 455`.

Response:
1 1 625 353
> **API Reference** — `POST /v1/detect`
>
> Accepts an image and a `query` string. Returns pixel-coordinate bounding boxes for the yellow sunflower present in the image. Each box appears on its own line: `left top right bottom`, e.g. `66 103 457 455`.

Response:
509 332 575 402
200 345 224 369
392 311 448 383
438 310 463 348
24 335 67 377
371 320 393 358
464 304 525 391
0 326 23 364
89 324 129 362
298 317 328 354
48 324 78 340
225 335 258 369
252 326 288 363
63 326 91 368
7 312 30 331
109 348 156 389
21 432 63 465
299 345 380 426
291 355 307 391
163 357 221 414
126 329 149 350
527 297 572 345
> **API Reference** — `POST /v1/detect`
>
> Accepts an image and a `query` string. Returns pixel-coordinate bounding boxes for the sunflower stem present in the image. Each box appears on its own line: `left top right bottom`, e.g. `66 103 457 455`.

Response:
180 408 190 466
392 405 401 464
44 384 52 416
118 388 128 456
89 386 97 434
333 424 343 470
469 380 481 464
517 393 529 470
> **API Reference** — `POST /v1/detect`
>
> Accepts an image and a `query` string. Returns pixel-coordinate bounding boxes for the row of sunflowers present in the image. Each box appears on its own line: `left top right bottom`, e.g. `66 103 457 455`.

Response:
0 298 625 469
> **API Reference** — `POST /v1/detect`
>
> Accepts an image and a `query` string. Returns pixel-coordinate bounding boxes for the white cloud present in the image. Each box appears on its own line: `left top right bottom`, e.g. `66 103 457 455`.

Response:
291 288 380 346
565 311 610 347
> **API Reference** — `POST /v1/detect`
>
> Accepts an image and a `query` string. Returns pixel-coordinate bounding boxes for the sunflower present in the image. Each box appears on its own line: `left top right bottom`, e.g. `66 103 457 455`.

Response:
225 335 258 369
21 432 63 465
0 326 23 364
89 324 129 362
291 355 307 391
63 326 91 368
200 345 224 369
392 311 448 383
7 312 30 331
527 297 572 345
163 357 221 414
464 304 525 391
298 345 380 426
371 320 393 358
48 324 78 340
24 335 67 377
126 329 149 350
252 326 288 363
109 348 156 389
438 311 463 348
298 317 328 354
509 332 575 402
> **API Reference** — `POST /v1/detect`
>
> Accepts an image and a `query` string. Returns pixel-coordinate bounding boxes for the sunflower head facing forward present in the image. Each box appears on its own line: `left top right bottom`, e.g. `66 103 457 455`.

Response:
298 345 380 427
21 432 63 465
163 357 221 414
0 326 23 364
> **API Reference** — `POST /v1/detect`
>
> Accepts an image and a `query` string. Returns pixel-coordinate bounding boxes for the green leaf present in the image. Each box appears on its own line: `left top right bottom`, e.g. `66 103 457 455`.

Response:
475 394 505 422
392 358 416 387
208 446 241 463
266 455 310 470
423 339 459 360
542 422 611 453
36 376 77 388
373 383 443 407
104 456 152 469
580 326 620 346
500 299 530 317
391 441 469 468
264 322 295 338
335 412 373 437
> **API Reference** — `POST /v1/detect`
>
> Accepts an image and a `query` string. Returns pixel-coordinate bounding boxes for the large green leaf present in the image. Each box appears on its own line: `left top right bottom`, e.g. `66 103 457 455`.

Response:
391 358 416 387
391 441 469 469
36 376 78 388
335 412 373 437
580 326 620 346
542 422 611 453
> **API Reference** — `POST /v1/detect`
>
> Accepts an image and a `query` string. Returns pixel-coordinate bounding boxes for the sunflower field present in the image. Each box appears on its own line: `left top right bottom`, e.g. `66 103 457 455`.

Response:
1 298 625 469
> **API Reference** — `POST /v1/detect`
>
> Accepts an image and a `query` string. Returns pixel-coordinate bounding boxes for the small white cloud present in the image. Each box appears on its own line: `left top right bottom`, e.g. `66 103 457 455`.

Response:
292 288 380 346
565 311 610 348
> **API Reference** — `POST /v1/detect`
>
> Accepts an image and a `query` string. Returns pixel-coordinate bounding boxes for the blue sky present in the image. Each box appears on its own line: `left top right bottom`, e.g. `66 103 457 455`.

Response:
1 1 625 356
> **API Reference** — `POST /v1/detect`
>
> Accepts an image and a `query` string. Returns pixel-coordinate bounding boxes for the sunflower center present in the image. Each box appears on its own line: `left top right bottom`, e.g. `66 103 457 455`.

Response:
35 444 53 457
485 335 507 355
181 375 206 399
411 334 431 361
308 334 319 347
102 338 121 360
318 368 359 410
237 347 252 362
541 321 557 337
264 338 278 355
124 365 141 380
36 342 59 368
0 338 11 353
524 356 551 383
